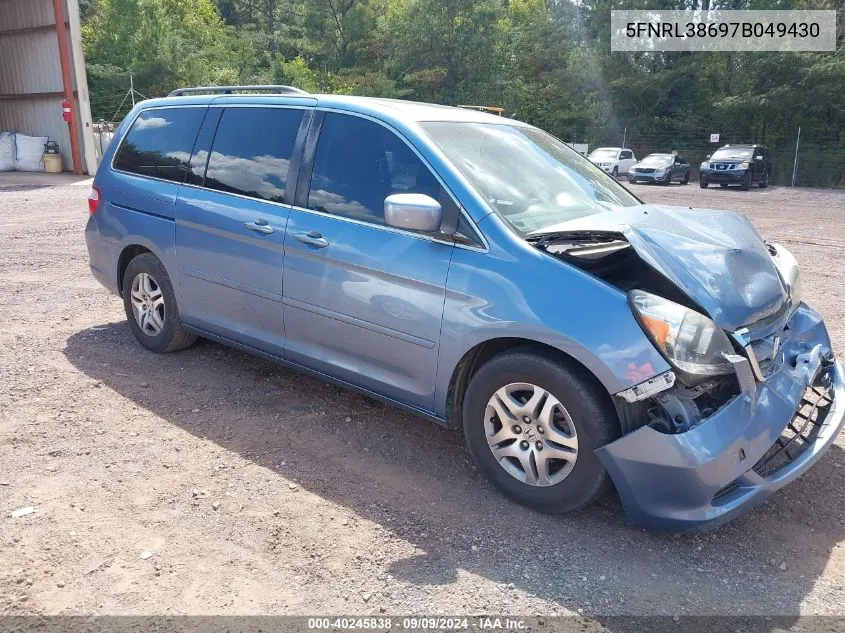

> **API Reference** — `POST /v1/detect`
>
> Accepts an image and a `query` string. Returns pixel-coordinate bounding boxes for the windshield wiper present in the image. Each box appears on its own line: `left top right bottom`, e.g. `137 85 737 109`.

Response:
527 230 623 249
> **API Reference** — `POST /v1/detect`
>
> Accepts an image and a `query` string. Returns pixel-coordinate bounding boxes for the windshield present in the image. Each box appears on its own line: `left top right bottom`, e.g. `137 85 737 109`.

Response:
421 123 640 235
641 154 673 166
711 148 753 161
588 148 619 160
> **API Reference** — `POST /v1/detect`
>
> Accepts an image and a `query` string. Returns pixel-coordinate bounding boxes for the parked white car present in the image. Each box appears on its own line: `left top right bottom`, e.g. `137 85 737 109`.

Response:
587 147 637 178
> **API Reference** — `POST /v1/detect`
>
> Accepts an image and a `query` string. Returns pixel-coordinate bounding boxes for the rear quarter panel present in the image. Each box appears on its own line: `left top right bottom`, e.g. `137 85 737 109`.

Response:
88 103 200 298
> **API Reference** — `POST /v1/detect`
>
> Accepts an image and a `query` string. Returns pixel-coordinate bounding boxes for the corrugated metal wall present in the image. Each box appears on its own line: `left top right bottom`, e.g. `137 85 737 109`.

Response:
0 0 93 173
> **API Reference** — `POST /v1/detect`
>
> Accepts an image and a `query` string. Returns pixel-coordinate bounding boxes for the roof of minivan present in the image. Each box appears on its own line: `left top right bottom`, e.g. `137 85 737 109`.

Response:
134 92 525 126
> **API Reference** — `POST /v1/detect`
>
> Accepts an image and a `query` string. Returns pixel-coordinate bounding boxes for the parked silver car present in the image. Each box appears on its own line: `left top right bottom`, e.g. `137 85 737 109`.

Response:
628 153 691 185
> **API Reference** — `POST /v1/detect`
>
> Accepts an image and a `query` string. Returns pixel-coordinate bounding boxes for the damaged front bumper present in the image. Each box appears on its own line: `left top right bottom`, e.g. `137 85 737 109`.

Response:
596 304 844 532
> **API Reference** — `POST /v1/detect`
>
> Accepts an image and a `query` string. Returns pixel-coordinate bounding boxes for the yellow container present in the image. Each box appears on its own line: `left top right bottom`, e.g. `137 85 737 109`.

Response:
43 152 62 173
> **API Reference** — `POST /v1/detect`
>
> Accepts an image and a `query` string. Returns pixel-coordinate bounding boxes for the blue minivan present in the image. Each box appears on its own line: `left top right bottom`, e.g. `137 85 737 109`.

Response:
85 86 843 531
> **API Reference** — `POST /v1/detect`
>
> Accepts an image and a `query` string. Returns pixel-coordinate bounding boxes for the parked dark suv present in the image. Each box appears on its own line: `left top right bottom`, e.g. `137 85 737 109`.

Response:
699 144 772 190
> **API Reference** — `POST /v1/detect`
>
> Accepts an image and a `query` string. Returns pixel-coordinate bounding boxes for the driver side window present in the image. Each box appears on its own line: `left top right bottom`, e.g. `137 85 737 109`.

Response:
308 113 441 226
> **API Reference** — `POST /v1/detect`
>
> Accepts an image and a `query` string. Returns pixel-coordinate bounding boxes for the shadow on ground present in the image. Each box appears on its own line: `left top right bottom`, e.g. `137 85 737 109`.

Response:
63 321 845 619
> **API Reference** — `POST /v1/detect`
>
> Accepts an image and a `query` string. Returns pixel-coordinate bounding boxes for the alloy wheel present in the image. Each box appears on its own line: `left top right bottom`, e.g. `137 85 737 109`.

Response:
484 382 578 487
130 272 165 336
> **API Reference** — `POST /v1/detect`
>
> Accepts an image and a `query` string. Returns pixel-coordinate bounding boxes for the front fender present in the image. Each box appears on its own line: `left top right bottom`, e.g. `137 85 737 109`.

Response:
434 213 669 418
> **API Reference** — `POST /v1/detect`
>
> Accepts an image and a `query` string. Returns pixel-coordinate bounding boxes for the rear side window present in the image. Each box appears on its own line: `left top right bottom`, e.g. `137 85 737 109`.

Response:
204 107 304 203
114 108 205 182
307 113 441 225
620 150 633 159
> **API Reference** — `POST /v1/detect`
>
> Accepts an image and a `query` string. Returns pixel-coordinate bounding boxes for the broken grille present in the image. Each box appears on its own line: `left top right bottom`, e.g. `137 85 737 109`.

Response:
752 379 833 478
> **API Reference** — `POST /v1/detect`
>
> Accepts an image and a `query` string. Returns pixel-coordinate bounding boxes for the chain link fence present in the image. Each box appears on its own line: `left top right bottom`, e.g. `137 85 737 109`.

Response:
582 126 844 188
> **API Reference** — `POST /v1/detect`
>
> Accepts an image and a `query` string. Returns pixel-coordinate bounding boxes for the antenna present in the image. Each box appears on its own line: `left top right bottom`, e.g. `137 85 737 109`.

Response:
109 73 148 122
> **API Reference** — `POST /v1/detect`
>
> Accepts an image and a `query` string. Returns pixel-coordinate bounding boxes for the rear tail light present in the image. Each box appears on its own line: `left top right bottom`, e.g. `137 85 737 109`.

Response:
88 186 100 214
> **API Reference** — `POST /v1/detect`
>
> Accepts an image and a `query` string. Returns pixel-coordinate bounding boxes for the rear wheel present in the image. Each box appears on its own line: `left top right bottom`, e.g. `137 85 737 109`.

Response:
122 253 196 354
462 347 618 513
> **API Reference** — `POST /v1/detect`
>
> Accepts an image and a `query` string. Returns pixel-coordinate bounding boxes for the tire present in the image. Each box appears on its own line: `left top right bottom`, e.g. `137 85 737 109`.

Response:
611 166 618 179
462 347 619 513
741 171 752 191
699 178 708 189
759 170 769 188
122 252 197 354
660 170 671 186
682 171 689 185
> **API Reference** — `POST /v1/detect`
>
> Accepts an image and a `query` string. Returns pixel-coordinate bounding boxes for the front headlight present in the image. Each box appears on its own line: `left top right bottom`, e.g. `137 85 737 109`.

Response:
630 290 735 376
700 162 708 169
653 169 665 176
770 243 801 310
739 161 750 170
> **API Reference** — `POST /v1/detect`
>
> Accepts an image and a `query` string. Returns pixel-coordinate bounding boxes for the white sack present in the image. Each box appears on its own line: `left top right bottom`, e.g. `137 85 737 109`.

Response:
14 134 48 171
0 133 14 172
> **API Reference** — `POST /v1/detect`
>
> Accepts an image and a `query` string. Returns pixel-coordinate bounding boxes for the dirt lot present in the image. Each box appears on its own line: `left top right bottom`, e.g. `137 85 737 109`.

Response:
2 179 845 617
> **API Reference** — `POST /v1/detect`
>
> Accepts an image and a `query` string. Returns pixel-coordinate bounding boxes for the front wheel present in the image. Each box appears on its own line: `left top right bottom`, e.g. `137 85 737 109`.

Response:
741 171 752 191
122 253 197 353
611 166 618 179
682 171 689 185
699 178 708 189
462 347 619 513
759 171 770 188
660 170 671 185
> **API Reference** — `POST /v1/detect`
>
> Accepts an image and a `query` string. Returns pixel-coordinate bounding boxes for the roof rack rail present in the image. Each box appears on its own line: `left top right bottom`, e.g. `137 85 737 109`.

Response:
168 85 308 97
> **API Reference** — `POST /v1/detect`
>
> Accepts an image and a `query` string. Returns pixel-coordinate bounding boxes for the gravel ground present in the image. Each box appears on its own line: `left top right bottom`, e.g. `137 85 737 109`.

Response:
2 178 845 617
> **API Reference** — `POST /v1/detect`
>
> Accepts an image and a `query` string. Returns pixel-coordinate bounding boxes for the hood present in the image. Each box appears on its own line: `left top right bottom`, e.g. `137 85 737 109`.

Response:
536 205 787 331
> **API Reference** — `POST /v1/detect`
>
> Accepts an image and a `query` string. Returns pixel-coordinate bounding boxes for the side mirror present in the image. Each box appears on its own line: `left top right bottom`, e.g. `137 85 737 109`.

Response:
755 155 763 160
706 154 711 159
384 193 442 232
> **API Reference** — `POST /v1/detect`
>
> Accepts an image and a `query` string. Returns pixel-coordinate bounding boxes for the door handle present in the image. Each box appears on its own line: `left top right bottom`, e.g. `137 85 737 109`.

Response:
244 219 274 234
293 231 329 248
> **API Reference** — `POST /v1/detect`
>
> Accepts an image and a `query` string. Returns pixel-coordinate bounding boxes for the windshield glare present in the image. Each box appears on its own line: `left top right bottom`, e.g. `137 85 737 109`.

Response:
421 122 641 235
711 148 753 161
641 154 673 165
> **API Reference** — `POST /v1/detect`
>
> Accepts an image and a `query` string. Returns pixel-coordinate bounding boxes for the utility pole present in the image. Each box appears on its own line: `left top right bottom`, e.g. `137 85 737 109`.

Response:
267 0 277 53
622 127 627 148
130 73 135 107
791 127 801 187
